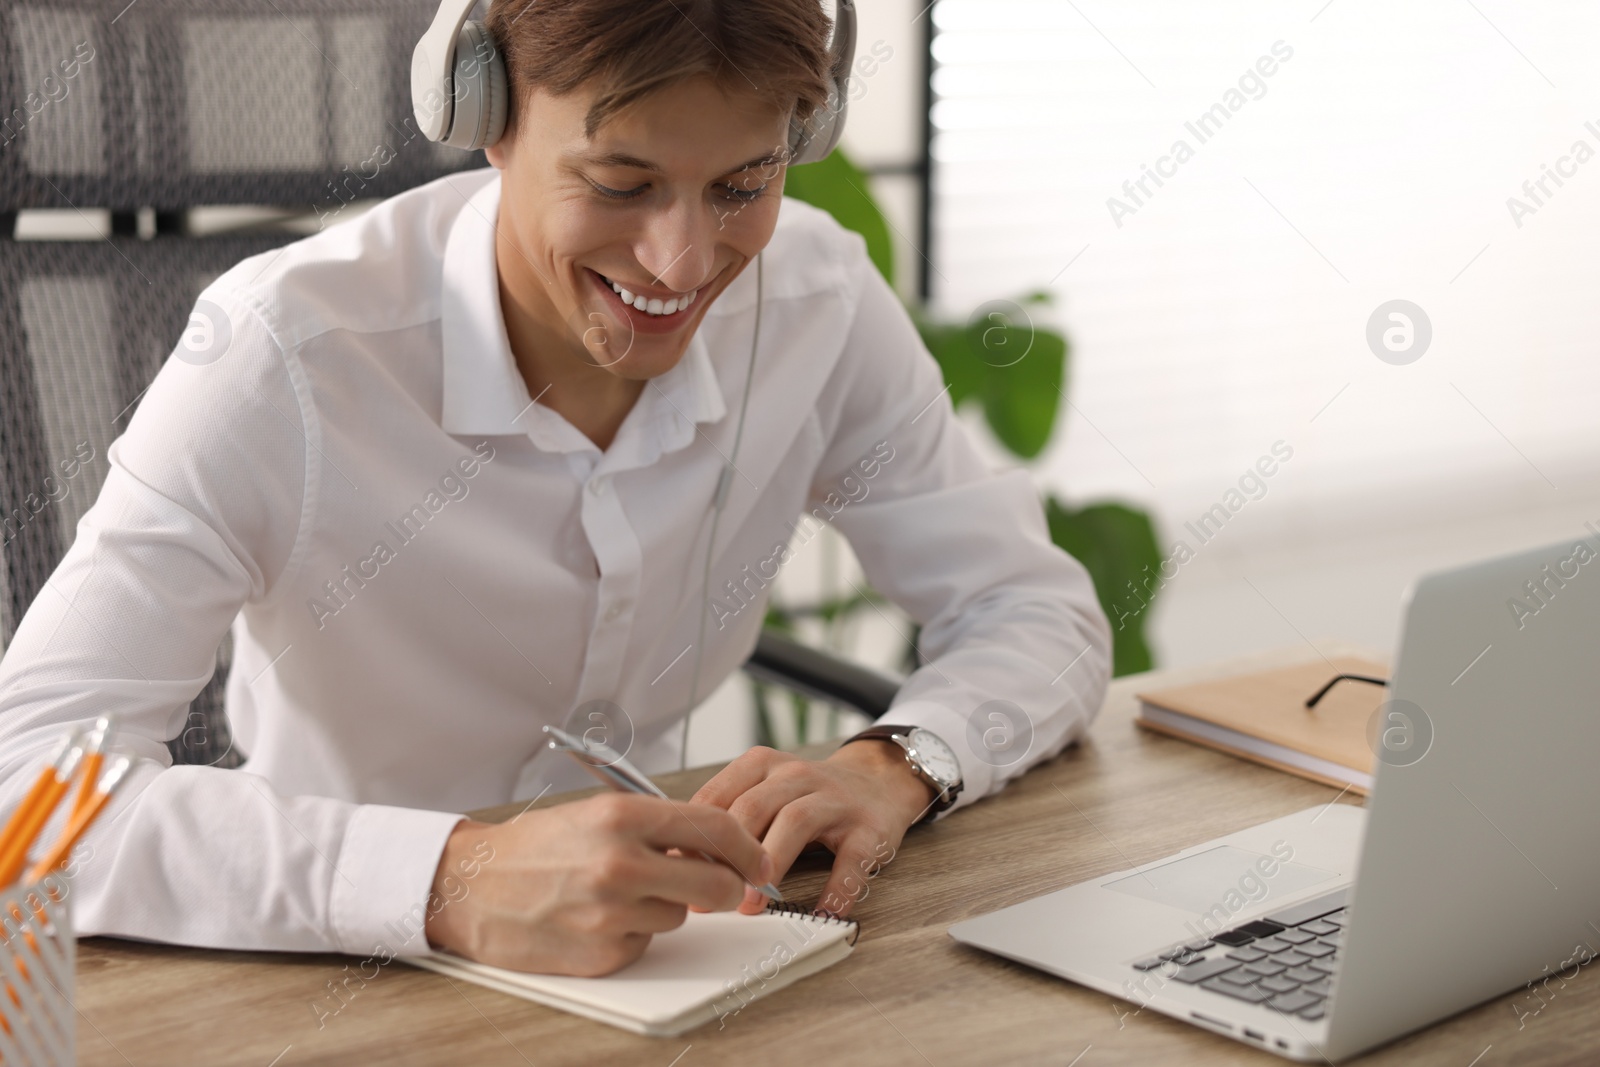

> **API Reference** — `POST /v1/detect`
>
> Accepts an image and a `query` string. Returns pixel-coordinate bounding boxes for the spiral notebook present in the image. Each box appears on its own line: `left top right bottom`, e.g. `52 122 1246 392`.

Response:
406 902 860 1037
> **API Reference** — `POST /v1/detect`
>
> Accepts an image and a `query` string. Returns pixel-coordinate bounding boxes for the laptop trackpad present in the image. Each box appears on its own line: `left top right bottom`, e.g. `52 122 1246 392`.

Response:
1102 845 1340 915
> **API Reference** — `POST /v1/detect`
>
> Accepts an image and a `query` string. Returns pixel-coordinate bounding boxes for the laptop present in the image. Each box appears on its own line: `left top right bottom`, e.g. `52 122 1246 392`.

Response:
949 535 1600 1062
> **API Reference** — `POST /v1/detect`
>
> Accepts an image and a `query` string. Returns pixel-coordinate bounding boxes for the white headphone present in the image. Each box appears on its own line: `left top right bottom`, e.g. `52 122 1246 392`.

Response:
410 0 857 163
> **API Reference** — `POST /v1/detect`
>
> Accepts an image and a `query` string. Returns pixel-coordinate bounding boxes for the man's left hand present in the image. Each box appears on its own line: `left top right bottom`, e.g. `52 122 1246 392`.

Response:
691 741 938 918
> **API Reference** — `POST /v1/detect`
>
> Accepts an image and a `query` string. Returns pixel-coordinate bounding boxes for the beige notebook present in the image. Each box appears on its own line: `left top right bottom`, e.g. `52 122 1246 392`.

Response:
406 903 859 1037
1136 656 1389 794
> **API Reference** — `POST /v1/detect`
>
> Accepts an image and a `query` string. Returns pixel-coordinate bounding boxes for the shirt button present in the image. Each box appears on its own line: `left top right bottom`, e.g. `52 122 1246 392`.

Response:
603 604 621 622
589 475 608 496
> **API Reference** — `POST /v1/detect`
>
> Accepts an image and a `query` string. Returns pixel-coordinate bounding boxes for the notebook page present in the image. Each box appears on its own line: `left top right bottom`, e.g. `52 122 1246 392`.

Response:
417 909 855 1029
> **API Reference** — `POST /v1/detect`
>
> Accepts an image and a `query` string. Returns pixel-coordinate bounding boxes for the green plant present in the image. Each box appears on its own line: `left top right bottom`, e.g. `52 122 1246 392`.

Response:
912 292 1063 459
1044 500 1160 675
752 149 1160 742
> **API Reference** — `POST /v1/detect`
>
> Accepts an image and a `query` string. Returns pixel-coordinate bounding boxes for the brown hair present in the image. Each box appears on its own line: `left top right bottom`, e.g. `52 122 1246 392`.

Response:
485 0 836 143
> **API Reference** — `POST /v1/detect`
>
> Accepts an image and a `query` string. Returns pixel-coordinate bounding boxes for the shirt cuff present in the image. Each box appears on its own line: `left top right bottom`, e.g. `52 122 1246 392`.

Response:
872 699 996 821
329 803 466 958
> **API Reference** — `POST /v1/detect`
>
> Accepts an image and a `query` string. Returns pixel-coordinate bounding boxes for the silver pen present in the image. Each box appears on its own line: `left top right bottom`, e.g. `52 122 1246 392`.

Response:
542 725 783 902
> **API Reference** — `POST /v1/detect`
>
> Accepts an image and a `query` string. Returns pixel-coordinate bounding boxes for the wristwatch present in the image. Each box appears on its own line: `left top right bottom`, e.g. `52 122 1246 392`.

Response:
841 724 963 823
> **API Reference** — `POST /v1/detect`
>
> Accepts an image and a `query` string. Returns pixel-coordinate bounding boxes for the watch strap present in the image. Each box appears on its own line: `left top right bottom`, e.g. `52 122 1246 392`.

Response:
843 724 911 745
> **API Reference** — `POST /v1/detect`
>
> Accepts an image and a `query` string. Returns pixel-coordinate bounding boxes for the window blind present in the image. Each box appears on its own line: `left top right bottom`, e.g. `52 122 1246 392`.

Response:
931 0 1600 543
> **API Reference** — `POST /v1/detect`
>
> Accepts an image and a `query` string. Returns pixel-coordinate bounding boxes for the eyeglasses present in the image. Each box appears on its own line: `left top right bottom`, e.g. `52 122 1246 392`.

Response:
1304 673 1388 709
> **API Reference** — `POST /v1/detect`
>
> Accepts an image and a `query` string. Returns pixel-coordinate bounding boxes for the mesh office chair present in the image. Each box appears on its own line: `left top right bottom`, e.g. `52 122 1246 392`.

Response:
0 0 478 222
1 0 898 770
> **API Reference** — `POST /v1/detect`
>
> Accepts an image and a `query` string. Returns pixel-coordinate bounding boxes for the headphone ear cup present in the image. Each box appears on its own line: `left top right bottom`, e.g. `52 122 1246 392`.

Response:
789 95 847 167
444 21 506 150
478 26 507 149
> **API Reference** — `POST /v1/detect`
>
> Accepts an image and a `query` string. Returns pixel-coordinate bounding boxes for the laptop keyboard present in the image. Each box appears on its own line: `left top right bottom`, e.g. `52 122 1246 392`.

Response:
1129 888 1348 1021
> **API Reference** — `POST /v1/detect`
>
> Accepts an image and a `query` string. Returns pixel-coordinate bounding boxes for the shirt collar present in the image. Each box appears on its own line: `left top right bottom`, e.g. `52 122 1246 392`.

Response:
438 171 727 462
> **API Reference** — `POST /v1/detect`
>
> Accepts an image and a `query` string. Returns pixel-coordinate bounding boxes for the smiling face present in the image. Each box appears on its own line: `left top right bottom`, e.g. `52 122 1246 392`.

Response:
485 74 792 383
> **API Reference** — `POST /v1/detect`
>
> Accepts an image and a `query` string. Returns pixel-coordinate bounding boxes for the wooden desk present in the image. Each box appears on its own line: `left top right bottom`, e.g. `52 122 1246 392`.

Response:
74 645 1597 1065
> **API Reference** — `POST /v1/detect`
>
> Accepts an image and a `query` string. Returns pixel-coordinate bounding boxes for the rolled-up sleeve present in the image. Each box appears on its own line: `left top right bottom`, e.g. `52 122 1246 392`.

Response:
0 290 461 955
812 251 1112 815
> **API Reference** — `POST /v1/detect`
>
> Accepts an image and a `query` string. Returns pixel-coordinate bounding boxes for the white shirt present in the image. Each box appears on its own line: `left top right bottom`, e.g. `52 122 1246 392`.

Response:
0 167 1110 958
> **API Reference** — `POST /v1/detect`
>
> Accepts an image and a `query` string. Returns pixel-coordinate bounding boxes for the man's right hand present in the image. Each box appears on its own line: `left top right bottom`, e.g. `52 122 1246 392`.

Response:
423 793 773 976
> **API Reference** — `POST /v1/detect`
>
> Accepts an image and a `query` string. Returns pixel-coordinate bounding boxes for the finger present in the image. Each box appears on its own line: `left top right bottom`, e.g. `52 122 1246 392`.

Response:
724 772 815 843
739 884 767 914
634 849 747 912
547 931 652 978
814 830 885 919
636 800 774 892
673 852 721 913
759 793 845 886
691 746 790 808
622 897 691 935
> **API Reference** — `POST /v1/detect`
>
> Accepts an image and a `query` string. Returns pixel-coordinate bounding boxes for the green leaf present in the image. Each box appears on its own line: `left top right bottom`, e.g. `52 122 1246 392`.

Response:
914 303 1069 456
782 149 896 287
915 315 984 408
977 321 1065 459
1044 497 1163 676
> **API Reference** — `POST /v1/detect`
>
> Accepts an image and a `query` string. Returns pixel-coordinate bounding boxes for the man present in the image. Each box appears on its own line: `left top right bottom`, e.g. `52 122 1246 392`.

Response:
0 0 1109 978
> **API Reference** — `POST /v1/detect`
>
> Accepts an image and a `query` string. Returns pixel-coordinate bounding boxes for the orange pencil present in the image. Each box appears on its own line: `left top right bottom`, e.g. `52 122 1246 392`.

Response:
0 732 83 888
71 716 113 820
0 753 130 1027
26 756 131 885
0 733 78 859
0 733 95 1027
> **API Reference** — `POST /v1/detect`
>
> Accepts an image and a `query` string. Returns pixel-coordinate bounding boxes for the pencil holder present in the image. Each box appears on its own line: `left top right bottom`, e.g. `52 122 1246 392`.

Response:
0 875 75 1067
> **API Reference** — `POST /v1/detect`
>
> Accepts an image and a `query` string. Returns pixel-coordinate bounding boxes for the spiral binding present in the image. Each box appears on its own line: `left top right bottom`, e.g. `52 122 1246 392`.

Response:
764 900 862 946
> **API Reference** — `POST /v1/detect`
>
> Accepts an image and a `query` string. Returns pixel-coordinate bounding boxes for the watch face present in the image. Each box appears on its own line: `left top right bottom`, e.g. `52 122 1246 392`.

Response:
907 728 961 786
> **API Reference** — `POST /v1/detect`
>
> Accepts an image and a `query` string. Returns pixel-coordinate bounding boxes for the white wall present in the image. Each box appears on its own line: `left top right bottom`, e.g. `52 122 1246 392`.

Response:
931 0 1600 669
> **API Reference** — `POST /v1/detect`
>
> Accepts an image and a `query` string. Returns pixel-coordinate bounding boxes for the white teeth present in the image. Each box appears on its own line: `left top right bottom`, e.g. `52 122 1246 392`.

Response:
604 275 699 316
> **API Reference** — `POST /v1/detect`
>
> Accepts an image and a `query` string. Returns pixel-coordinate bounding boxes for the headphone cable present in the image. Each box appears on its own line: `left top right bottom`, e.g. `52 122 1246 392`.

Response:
679 252 763 772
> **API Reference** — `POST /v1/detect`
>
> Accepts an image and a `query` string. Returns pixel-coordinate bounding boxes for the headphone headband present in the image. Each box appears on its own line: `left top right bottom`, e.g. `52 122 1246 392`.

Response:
789 0 857 166
413 0 855 162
